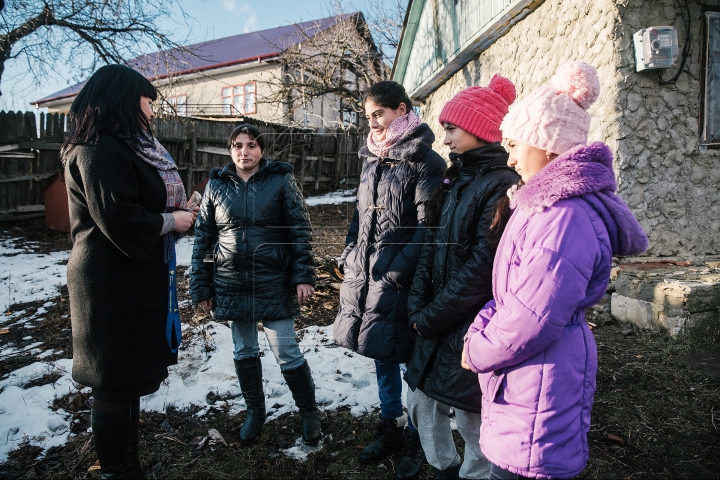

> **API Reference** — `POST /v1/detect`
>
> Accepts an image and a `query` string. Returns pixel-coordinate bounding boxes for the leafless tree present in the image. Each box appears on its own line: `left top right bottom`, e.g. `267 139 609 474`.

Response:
259 0 405 130
363 0 406 65
0 0 192 98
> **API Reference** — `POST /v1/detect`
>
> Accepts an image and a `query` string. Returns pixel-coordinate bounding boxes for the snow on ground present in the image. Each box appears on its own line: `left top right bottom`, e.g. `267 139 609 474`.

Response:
304 189 356 206
0 195 409 461
0 237 69 317
0 359 77 461
0 320 390 462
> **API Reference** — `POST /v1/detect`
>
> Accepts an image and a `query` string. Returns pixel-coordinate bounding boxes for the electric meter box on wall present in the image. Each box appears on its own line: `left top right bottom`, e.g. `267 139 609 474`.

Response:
633 26 679 72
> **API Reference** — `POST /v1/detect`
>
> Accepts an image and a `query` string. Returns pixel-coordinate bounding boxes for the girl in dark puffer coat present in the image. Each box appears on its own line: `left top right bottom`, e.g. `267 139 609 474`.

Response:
405 76 519 480
190 125 320 446
332 81 445 475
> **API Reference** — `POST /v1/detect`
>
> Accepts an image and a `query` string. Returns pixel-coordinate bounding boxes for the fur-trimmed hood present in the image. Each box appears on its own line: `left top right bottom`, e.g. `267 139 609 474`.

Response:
359 123 435 162
210 158 293 179
509 142 648 256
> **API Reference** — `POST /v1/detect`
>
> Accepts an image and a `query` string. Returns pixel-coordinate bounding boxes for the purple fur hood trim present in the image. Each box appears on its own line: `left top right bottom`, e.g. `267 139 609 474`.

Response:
510 142 614 212
510 142 648 256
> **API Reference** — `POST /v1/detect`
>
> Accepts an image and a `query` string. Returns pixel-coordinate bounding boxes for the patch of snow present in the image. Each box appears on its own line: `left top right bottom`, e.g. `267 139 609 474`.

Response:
175 236 194 267
304 189 356 206
0 236 69 315
0 359 78 461
280 437 324 462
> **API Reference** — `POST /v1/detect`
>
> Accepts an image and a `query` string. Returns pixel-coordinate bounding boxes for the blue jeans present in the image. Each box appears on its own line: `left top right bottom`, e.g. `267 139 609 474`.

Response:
231 318 305 371
375 360 416 432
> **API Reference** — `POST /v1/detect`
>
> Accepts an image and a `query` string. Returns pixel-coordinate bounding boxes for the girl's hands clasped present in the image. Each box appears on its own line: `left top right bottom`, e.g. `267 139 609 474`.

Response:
297 284 315 305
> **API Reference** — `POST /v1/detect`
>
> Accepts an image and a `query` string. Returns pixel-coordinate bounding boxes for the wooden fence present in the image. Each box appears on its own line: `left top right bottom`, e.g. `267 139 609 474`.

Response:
0 111 365 219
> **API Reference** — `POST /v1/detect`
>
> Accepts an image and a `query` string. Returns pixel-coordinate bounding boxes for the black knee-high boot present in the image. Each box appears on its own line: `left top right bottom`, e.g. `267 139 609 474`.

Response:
128 397 146 479
282 360 322 445
234 357 266 444
91 407 131 479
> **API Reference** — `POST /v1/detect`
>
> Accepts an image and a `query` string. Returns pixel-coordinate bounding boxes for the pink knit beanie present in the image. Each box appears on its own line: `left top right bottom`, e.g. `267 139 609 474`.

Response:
438 74 516 143
501 61 601 154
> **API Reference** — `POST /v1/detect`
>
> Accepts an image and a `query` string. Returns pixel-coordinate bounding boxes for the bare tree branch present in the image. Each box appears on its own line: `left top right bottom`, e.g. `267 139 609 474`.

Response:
0 0 193 99
258 0 395 130
362 0 406 64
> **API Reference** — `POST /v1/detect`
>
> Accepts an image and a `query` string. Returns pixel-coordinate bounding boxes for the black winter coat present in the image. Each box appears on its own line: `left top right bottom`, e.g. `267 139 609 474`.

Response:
333 124 446 363
404 143 519 413
65 135 175 393
190 160 315 321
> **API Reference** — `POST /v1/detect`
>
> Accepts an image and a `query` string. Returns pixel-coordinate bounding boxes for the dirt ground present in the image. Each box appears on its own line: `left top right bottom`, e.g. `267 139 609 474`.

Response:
1 208 719 479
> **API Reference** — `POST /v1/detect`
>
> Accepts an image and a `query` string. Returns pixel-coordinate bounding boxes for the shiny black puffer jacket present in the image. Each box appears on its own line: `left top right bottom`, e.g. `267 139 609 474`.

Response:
333 124 446 363
190 159 315 322
404 143 519 413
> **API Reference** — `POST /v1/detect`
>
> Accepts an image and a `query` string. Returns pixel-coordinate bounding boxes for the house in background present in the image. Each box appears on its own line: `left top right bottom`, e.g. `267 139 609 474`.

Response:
393 0 720 259
33 13 383 130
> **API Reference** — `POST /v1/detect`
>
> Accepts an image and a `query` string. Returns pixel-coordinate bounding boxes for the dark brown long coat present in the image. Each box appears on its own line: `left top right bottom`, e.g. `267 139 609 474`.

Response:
64 134 176 393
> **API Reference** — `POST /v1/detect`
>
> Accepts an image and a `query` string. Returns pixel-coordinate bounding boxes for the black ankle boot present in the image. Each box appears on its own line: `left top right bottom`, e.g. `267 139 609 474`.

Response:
432 463 461 479
395 428 425 479
282 360 322 445
358 416 406 464
234 357 266 444
127 398 146 479
91 408 131 479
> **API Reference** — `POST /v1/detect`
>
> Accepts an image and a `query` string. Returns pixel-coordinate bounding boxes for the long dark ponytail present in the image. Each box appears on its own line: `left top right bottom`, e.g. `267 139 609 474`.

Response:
487 180 523 245
424 164 458 227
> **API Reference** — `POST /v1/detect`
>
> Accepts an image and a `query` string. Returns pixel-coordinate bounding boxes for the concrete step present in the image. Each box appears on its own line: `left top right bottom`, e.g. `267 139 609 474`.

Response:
610 261 720 338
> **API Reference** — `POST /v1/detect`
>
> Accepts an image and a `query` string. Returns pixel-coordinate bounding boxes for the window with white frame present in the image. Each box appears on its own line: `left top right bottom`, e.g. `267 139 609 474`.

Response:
342 110 358 127
701 10 720 146
221 82 257 116
162 94 187 116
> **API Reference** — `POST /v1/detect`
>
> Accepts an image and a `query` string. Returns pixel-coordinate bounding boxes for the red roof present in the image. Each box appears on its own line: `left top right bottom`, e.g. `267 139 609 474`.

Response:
33 14 355 106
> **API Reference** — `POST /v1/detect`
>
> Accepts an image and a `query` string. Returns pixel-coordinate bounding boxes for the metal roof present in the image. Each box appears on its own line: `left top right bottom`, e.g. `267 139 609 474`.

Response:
33 14 355 106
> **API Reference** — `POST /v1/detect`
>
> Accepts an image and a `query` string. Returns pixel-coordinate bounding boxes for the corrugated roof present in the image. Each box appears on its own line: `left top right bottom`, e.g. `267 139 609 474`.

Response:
33 13 354 106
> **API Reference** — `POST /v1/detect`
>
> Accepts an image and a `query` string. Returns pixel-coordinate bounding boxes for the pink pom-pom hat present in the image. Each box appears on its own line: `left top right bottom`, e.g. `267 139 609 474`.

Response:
438 74 517 143
501 61 600 154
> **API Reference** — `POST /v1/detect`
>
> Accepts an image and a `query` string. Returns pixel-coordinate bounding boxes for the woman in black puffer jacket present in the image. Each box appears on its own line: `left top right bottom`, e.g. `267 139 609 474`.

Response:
405 76 519 479
190 124 320 446
333 81 446 475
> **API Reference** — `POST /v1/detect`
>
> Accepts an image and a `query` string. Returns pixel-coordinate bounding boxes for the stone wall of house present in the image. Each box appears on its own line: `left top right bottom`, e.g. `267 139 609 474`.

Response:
419 0 720 257
614 0 720 257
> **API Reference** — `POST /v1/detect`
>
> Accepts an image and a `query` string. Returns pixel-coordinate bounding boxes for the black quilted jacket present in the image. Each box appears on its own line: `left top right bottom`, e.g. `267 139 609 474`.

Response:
333 124 446 363
404 143 519 413
190 159 315 322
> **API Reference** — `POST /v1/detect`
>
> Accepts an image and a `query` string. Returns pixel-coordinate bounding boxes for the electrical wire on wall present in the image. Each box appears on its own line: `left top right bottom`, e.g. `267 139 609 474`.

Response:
658 0 692 85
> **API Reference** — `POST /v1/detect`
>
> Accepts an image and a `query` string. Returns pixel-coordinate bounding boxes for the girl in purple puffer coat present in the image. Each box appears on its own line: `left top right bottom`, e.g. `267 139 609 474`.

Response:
462 62 648 479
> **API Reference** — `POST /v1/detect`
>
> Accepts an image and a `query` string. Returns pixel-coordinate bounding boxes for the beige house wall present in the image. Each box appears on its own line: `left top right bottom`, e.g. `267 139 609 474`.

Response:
43 61 349 128
419 0 720 257
157 62 284 122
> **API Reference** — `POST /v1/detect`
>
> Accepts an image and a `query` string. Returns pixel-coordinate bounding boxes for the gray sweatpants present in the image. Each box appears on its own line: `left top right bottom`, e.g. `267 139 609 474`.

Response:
407 387 491 479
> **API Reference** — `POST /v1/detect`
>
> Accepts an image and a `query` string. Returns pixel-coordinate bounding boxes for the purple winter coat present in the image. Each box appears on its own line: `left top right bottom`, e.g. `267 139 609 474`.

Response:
465 142 648 479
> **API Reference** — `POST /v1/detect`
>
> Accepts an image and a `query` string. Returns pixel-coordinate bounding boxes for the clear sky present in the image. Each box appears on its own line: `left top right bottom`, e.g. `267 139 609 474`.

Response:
0 0 387 111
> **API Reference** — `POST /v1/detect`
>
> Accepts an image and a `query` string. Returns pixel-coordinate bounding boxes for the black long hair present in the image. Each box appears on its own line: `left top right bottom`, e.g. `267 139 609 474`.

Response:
60 64 157 162
363 81 412 112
